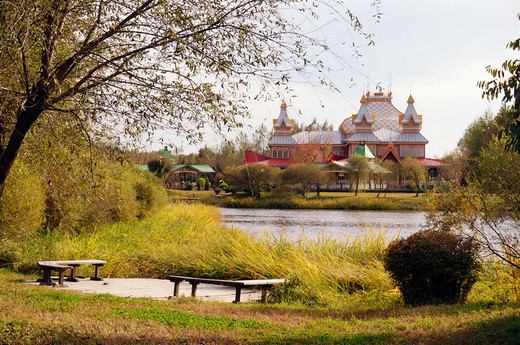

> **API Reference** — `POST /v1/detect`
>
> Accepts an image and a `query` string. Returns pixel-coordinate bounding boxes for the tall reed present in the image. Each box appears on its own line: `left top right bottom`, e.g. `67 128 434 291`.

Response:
4 203 393 304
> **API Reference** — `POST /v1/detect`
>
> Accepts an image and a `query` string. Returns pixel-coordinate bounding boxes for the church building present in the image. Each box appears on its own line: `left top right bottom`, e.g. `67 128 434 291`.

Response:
266 91 428 163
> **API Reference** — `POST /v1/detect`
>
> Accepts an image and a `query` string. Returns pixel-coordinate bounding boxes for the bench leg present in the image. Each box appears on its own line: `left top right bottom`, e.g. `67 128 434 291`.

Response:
190 282 199 298
173 281 180 297
66 266 79 282
57 268 69 286
39 269 53 286
234 287 242 303
260 286 272 302
90 264 103 281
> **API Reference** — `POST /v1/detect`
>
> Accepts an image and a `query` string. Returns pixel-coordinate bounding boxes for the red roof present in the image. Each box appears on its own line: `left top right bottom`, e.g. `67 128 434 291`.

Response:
244 151 269 164
263 158 292 167
417 157 444 167
244 151 292 168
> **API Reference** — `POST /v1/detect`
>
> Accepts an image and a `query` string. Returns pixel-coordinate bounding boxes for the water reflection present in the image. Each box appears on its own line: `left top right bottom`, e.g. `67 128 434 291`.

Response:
218 208 427 241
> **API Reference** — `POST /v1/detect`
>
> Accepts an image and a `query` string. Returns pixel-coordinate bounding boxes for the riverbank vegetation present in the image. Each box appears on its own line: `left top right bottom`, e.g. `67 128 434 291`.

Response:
0 203 392 304
170 190 429 211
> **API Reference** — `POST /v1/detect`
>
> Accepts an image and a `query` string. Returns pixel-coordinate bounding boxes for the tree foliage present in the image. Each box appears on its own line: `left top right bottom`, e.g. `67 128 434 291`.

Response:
0 0 377 201
347 154 369 196
281 163 328 198
428 140 520 271
399 157 426 197
457 107 511 175
291 136 333 164
148 157 173 179
479 14 520 153
223 164 279 198
292 117 334 135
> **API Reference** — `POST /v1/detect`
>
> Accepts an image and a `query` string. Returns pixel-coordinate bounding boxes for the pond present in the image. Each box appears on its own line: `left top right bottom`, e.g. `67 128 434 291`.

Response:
218 208 428 241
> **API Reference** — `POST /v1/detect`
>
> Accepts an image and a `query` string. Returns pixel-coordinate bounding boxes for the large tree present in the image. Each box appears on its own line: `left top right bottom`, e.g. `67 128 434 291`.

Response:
0 0 377 200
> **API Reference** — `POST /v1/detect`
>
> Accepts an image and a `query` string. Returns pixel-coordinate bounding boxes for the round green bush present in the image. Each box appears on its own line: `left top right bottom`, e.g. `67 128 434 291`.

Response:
383 229 481 306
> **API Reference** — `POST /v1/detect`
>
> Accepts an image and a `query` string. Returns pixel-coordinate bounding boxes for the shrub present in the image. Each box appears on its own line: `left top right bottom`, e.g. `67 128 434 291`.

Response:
383 229 481 306
214 187 221 195
184 183 194 191
196 177 205 190
0 161 45 239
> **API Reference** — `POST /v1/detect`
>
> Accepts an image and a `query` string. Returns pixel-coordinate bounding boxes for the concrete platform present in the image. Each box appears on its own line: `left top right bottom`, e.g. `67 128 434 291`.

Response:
26 277 263 303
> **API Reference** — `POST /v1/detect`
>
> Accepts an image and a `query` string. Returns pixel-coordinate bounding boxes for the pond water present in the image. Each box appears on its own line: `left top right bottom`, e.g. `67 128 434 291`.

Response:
218 208 427 241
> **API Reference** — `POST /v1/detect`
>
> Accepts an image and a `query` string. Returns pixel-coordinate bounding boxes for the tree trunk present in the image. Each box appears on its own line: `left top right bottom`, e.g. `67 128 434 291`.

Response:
355 174 360 196
0 98 44 199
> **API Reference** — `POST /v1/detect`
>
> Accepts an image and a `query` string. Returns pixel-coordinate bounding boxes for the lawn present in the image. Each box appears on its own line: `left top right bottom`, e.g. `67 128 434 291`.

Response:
1 269 520 344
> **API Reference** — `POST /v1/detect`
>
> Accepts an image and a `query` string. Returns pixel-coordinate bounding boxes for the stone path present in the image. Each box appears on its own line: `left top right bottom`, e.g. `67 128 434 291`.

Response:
27 277 262 303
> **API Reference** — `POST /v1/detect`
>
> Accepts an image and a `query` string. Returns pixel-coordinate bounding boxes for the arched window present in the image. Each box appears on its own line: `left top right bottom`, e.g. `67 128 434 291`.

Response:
419 148 424 157
284 150 288 158
272 150 277 158
400 147 406 157
413 147 417 157
278 150 282 158
406 147 411 157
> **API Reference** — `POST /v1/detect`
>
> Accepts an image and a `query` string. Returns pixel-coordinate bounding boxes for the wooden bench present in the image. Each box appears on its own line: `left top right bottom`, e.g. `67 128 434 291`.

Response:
37 260 107 286
167 275 286 303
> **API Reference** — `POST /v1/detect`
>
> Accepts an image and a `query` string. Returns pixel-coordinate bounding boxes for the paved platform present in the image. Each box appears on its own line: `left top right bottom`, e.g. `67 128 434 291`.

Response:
26 277 263 303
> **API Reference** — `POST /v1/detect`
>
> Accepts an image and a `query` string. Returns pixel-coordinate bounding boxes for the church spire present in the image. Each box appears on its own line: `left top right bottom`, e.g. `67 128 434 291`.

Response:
401 95 422 124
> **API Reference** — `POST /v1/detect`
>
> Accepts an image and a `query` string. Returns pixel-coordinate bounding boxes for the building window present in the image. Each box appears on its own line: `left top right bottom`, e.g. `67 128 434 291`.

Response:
272 150 277 158
419 148 424 157
413 147 417 157
278 150 282 158
406 147 411 157
400 147 405 157
284 150 288 158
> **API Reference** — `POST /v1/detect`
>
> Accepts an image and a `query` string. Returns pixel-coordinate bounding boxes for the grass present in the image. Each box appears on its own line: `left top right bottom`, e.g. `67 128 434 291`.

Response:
2 202 520 343
1 269 520 344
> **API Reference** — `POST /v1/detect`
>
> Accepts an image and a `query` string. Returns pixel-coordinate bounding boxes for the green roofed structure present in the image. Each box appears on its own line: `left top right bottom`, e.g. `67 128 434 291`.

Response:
353 144 375 159
167 164 216 189
160 147 175 161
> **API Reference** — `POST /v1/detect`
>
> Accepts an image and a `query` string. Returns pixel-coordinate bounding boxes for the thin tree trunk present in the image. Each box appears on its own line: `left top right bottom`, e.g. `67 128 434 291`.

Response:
0 99 44 199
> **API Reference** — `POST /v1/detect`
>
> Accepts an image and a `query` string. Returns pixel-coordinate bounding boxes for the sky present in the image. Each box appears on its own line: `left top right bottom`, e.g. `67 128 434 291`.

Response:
156 0 520 159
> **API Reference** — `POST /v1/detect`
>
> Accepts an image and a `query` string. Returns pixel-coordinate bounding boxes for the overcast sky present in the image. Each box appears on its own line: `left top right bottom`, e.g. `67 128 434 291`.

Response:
158 0 519 158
